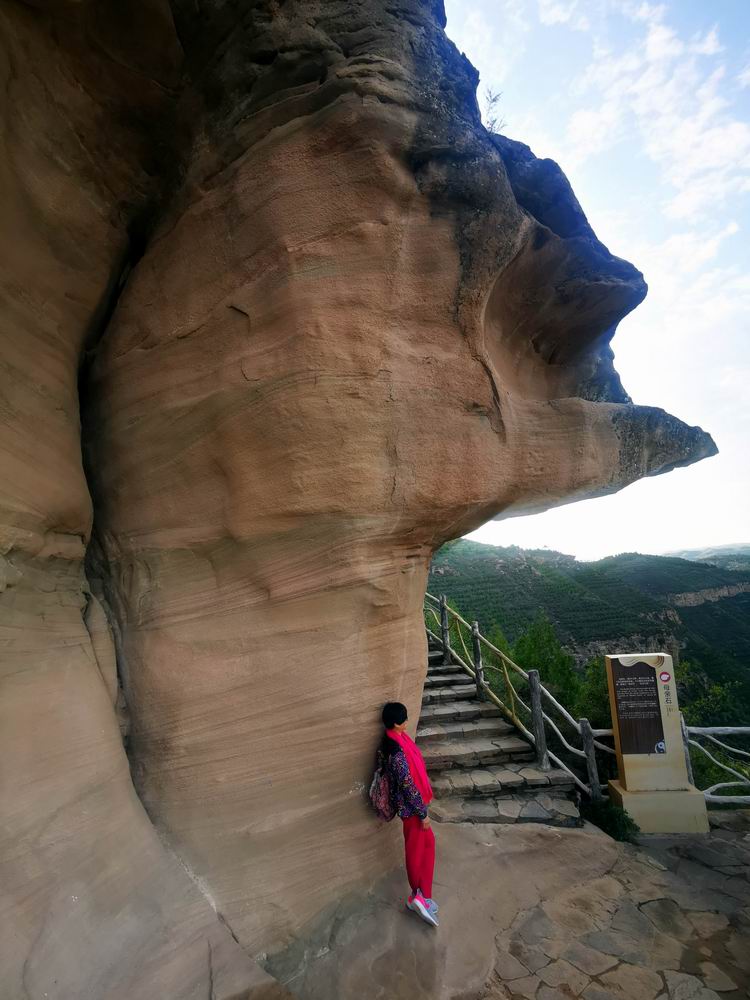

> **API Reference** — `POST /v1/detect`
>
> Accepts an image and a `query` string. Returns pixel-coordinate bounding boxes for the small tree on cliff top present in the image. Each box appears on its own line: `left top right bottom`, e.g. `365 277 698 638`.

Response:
483 87 506 134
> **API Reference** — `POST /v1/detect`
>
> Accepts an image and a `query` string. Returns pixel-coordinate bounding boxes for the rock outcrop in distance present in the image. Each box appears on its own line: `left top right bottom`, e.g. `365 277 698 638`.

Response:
0 1 717 996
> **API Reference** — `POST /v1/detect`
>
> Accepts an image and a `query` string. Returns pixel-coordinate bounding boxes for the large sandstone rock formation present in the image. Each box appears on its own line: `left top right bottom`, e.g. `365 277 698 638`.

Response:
0 0 717 995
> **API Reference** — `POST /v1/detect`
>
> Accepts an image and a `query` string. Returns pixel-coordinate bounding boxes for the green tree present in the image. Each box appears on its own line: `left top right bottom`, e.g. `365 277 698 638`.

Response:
677 658 744 727
485 623 511 657
445 597 474 663
511 613 581 708
575 655 612 729
480 622 518 705
425 596 475 664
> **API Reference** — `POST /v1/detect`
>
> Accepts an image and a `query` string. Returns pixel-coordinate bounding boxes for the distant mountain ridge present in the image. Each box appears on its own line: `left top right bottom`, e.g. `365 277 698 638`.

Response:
428 539 750 710
662 543 750 572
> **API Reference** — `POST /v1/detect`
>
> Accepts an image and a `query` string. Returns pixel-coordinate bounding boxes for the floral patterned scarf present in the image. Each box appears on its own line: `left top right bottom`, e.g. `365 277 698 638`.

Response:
387 727 433 805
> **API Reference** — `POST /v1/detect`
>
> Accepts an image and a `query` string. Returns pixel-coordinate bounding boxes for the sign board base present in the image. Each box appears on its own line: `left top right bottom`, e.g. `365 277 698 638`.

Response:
608 779 709 834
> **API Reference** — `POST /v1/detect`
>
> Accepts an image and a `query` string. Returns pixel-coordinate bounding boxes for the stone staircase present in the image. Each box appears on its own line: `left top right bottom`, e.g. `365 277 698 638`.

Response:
416 640 582 826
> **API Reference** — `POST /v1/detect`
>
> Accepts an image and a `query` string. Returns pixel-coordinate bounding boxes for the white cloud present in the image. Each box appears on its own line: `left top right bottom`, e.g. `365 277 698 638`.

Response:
639 221 739 277
445 0 533 88
537 0 591 30
689 24 723 56
564 101 625 167
499 107 571 167
738 64 750 88
558 11 750 223
644 22 684 60
625 2 668 24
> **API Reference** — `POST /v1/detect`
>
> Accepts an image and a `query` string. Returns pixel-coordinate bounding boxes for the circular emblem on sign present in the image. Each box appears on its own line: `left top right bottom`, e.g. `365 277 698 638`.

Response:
659 671 671 683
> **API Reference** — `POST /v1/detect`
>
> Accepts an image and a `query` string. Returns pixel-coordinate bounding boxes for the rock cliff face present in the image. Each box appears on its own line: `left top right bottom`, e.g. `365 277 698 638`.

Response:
0 2 286 997
0 1 717 995
571 634 684 671
668 584 750 607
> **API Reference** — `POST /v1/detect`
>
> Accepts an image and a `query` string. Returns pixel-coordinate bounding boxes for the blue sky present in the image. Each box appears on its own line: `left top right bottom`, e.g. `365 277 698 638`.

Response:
446 0 750 560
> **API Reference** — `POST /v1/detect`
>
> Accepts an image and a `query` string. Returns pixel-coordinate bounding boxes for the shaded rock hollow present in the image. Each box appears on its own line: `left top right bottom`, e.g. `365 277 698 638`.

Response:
0 1 717 996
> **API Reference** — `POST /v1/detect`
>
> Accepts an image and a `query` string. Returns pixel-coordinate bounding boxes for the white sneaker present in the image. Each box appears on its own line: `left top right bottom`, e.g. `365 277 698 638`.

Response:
406 890 438 913
407 891 439 927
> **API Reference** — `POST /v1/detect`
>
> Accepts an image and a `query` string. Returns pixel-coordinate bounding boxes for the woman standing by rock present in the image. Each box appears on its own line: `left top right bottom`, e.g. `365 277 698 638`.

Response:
376 702 438 927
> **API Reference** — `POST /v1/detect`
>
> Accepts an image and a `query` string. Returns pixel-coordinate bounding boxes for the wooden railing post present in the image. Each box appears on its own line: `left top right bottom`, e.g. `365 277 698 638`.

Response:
680 713 695 785
528 670 550 771
439 593 451 665
471 622 485 701
580 718 603 800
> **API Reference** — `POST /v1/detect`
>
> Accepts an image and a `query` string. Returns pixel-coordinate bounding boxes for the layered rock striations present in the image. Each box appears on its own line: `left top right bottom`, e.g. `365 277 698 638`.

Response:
0 2 286 997
1 0 717 995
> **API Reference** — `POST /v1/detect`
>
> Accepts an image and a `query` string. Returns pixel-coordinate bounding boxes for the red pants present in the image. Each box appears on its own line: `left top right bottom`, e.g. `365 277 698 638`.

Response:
402 815 435 898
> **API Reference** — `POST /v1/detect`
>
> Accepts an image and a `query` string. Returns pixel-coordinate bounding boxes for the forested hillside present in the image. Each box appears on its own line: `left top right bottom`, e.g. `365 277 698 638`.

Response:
427 539 750 723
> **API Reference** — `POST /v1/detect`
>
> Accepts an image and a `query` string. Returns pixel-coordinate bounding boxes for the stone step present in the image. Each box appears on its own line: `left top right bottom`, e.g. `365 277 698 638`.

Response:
416 717 515 743
430 794 581 828
420 735 533 772
419 700 503 724
424 672 472 688
428 763 577 798
426 662 464 675
421 684 477 704
418 642 582 830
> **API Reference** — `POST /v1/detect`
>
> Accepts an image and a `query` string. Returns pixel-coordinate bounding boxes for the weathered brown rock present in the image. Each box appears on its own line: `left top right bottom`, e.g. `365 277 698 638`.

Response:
0 2 284 996
0 0 718 993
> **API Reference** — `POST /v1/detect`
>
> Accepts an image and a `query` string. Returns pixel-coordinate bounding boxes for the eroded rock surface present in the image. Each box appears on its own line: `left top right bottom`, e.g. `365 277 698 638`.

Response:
264 822 750 1000
0 0 718 994
0 2 284 996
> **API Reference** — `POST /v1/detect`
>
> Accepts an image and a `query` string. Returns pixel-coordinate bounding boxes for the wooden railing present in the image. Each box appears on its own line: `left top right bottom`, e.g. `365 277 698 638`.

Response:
427 592 750 809
424 592 615 799
682 726 750 804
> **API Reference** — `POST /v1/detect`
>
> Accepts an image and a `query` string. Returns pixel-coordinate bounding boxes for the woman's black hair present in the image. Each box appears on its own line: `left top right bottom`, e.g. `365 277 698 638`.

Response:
378 701 407 761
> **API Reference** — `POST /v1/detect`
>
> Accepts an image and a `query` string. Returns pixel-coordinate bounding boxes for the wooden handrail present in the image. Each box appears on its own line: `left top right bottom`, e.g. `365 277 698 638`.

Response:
425 601 608 797
425 592 616 773
690 732 750 760
427 592 750 807
426 591 613 743
682 722 750 804
426 626 592 795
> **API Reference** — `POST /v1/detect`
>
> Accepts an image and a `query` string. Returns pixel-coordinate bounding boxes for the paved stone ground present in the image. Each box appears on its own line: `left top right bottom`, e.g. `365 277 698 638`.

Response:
486 811 750 1000
264 812 750 1000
